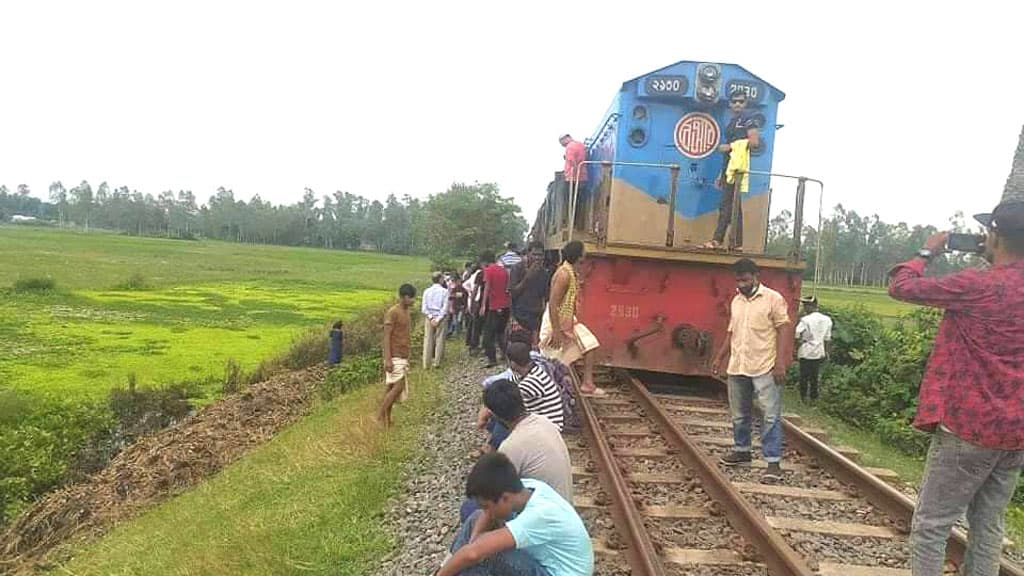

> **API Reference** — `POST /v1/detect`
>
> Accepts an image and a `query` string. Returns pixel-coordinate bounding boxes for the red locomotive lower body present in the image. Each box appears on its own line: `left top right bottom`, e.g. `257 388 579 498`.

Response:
574 247 803 377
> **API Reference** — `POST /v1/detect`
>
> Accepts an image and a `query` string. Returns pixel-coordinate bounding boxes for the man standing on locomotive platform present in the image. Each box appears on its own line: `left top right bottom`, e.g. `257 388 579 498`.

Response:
712 258 790 483
559 134 589 225
703 91 760 251
890 126 1024 576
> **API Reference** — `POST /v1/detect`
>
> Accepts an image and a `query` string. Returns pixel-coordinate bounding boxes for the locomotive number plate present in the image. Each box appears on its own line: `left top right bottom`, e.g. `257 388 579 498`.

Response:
609 304 640 319
727 79 764 103
645 75 688 97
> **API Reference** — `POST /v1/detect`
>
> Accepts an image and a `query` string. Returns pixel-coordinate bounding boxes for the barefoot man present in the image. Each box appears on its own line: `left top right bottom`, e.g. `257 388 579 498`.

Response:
378 283 416 427
540 240 604 395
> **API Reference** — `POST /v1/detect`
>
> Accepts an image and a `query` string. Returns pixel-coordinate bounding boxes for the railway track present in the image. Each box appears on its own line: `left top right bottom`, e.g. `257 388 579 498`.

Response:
569 369 1024 576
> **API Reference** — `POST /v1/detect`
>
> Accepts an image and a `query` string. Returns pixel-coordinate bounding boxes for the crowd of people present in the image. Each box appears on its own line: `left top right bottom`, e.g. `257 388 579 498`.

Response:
356 127 1024 576
366 239 598 575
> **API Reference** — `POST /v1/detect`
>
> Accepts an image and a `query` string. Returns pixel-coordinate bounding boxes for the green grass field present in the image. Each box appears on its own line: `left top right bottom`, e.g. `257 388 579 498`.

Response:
0 226 429 527
806 283 918 319
0 226 429 402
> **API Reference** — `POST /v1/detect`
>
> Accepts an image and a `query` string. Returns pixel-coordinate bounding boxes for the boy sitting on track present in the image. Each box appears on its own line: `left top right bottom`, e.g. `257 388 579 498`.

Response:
439 453 593 576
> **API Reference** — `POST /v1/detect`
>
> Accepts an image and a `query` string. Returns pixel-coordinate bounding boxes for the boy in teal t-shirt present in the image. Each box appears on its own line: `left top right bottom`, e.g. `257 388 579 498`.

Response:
438 453 593 576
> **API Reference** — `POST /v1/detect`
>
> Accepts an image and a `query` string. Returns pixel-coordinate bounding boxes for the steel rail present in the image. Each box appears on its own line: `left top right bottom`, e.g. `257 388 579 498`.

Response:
621 371 816 576
573 375 667 576
777 417 1024 576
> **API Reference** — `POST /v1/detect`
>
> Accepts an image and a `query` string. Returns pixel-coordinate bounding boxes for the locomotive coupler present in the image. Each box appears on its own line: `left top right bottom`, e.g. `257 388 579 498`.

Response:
626 314 666 356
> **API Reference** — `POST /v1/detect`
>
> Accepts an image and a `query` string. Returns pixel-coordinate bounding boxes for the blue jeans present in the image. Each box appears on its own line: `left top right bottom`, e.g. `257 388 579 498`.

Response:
727 373 783 462
486 417 511 449
449 510 550 575
911 428 1024 575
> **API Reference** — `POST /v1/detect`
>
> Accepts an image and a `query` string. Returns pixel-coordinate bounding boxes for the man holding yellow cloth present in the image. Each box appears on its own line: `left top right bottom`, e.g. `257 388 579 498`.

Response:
703 91 760 251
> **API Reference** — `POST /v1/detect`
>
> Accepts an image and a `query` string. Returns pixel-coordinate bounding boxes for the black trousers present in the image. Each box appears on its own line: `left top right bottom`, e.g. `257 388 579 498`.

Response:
799 358 823 400
465 311 484 350
712 179 743 247
482 308 510 363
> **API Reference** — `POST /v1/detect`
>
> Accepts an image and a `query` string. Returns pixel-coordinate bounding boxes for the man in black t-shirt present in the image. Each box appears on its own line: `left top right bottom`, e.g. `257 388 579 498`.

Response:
704 91 759 251
509 241 550 346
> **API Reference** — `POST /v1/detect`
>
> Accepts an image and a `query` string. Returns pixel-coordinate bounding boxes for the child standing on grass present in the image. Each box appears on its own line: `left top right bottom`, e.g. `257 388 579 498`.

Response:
378 283 416 428
327 320 344 366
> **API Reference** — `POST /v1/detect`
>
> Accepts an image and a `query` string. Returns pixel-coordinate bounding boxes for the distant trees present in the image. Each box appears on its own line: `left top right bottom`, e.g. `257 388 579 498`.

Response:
0 185 47 222
0 181 528 262
767 204 984 286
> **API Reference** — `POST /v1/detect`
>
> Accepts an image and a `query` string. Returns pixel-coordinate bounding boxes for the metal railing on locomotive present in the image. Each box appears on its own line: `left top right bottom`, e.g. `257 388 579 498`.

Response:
568 162 826 297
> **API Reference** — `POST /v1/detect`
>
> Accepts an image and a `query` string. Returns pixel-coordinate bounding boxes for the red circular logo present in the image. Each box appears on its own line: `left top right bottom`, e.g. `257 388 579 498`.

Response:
674 113 720 159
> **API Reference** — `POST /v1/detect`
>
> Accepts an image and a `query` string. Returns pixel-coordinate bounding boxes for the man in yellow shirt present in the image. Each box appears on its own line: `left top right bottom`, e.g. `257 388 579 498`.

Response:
712 258 790 482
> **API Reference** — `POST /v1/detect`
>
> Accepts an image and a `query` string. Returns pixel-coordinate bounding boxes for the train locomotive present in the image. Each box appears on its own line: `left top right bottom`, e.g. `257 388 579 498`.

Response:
531 61 811 378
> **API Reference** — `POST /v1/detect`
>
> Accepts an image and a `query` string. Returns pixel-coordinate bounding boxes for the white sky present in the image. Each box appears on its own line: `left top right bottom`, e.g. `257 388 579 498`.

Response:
2 1 1022 229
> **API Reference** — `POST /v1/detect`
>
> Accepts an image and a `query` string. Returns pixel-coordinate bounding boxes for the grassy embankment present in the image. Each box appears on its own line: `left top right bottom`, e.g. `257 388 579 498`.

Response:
47 361 446 576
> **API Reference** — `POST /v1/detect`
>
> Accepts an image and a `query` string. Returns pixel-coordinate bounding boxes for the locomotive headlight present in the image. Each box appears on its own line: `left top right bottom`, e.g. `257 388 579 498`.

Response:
695 63 721 104
698 64 720 83
629 128 647 147
632 105 648 121
696 83 718 103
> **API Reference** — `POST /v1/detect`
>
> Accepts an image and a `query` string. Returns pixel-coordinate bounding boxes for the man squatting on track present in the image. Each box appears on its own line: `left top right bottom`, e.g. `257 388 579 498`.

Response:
459 377 574 525
889 126 1024 576
376 283 415 428
438 453 593 576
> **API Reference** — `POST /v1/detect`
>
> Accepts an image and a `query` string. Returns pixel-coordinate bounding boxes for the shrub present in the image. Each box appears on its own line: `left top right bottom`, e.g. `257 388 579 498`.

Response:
222 358 245 394
114 272 150 291
320 356 382 401
819 304 884 366
12 277 57 293
815 308 939 455
107 375 197 445
0 398 114 525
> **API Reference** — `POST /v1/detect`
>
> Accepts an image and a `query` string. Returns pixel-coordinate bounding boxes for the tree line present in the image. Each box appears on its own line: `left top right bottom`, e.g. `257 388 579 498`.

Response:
2 182 981 282
0 181 528 262
767 204 984 286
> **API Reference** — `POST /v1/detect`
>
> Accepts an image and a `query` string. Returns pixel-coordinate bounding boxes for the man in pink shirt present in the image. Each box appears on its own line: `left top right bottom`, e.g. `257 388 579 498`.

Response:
559 134 588 188
560 135 589 230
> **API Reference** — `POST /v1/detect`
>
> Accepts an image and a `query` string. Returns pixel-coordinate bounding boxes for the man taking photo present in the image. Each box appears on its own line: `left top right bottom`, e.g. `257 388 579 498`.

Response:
888 127 1024 576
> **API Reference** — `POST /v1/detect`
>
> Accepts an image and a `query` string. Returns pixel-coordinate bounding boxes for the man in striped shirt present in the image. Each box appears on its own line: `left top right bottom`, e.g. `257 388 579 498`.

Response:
507 342 565 430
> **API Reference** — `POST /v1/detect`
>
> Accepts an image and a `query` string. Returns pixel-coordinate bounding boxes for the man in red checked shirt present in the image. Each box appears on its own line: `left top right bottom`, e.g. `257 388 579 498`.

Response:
889 128 1024 576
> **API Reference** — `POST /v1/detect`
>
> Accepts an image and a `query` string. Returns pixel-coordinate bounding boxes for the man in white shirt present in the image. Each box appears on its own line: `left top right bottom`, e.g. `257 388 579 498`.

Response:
794 296 832 403
421 272 449 369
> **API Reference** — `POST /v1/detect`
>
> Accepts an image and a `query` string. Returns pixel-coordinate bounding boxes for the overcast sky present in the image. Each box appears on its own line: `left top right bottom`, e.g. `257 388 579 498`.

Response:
2 1 1021 230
